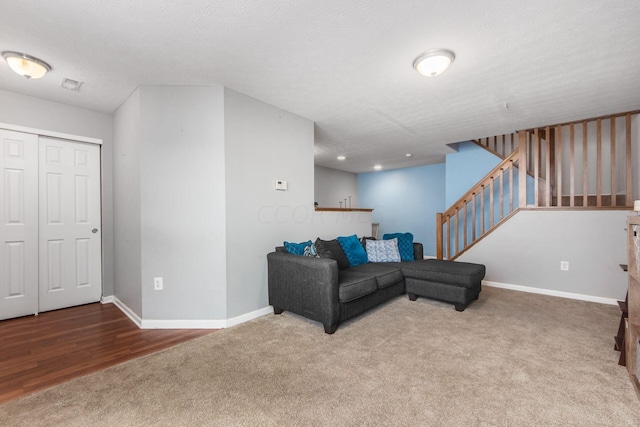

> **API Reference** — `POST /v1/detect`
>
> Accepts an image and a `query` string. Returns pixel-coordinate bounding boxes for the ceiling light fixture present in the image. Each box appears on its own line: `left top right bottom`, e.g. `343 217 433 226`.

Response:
2 51 51 79
374 165 382 171
337 155 346 161
413 49 455 77
405 153 412 157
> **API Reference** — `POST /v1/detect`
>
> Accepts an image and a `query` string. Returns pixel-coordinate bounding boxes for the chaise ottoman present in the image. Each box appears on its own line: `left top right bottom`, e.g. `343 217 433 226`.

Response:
394 259 485 311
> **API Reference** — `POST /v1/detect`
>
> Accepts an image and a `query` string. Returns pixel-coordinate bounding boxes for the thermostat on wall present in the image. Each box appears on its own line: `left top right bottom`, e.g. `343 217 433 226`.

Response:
275 180 288 191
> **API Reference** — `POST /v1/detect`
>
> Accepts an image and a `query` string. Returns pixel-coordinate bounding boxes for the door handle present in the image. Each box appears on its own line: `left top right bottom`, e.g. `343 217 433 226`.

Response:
92 228 99 234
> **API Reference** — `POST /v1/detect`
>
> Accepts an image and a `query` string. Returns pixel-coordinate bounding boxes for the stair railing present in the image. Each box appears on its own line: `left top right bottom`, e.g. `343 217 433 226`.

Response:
437 110 638 260
436 149 521 260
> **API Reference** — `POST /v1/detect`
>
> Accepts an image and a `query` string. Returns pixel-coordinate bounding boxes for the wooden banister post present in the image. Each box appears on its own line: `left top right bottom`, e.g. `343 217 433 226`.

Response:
435 212 443 259
518 130 527 208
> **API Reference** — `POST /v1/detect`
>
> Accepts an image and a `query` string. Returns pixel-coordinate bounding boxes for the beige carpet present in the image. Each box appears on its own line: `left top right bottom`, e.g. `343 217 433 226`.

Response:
2 287 639 426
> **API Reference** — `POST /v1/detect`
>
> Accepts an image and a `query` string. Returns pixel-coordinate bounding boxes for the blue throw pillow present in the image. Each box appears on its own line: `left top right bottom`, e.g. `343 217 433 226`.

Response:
336 234 368 267
284 240 313 256
382 232 414 261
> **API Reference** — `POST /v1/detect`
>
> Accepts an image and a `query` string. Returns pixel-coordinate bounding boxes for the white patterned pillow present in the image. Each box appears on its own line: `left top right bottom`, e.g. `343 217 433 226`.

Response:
366 238 401 262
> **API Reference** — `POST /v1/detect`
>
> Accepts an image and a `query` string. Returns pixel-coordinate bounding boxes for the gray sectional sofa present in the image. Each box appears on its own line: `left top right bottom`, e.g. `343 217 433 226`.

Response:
267 241 485 334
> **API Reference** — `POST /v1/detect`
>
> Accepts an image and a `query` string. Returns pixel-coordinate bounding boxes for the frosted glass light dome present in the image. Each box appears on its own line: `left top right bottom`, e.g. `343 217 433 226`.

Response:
2 51 51 79
413 49 455 77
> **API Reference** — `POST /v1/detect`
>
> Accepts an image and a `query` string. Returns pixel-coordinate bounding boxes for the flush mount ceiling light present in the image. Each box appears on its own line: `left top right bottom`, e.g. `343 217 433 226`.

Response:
413 49 455 77
2 51 51 79
337 155 346 161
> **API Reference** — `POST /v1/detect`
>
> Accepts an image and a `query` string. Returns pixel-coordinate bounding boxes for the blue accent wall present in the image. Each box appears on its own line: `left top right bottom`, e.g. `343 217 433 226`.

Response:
445 142 501 207
358 164 445 257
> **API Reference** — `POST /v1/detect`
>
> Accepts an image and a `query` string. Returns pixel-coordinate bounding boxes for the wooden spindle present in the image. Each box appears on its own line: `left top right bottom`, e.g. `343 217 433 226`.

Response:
463 202 468 248
472 193 477 241
480 185 485 235
545 127 551 207
627 114 633 206
583 121 588 206
454 209 459 256
436 213 443 259
446 215 451 260
597 118 602 207
533 129 539 207
569 124 575 207
519 131 528 208
499 170 504 220
509 160 514 212
611 116 616 207
556 125 562 207
489 179 494 228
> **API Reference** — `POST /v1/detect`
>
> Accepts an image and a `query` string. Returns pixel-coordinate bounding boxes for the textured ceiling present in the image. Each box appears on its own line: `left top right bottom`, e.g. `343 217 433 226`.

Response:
1 1 639 173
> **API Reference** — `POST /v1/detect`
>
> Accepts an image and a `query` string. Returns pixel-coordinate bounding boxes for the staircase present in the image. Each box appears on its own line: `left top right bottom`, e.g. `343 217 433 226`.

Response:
436 110 639 260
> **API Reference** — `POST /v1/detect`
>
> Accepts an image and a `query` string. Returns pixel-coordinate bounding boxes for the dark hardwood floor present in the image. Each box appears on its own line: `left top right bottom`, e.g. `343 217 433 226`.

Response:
0 302 216 404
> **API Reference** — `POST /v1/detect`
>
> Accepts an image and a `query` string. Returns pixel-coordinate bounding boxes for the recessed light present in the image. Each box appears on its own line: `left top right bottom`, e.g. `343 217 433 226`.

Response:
374 165 382 171
337 155 346 161
405 153 412 157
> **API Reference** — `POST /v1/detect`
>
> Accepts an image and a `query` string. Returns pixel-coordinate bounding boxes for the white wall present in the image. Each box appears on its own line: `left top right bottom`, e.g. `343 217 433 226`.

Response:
0 89 114 297
112 89 142 315
314 165 359 208
457 210 629 301
224 89 314 318
139 86 227 321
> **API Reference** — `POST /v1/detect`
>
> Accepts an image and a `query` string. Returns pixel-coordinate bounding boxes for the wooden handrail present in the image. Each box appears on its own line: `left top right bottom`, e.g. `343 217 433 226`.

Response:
442 149 520 220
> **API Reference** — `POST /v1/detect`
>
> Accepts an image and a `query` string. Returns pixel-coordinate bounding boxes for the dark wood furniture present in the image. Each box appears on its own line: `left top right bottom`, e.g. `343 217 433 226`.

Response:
624 216 640 395
615 283 628 366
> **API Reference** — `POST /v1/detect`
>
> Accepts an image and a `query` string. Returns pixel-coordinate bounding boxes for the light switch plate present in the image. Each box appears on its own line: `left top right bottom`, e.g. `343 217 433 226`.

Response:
275 180 288 191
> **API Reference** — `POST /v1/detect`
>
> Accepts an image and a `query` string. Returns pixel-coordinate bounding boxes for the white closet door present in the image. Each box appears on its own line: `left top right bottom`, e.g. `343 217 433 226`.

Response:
0 130 39 320
38 137 102 312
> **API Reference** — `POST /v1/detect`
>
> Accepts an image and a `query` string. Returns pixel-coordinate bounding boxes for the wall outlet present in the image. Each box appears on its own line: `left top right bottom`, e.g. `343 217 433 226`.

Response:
560 261 569 271
154 277 163 290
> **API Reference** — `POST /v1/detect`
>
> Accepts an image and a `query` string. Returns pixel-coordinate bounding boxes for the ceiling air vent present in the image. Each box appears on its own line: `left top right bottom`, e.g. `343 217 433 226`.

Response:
61 78 83 91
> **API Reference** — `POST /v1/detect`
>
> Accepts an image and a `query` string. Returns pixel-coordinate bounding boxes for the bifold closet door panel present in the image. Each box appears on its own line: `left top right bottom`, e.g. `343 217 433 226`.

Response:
0 130 39 320
38 137 102 313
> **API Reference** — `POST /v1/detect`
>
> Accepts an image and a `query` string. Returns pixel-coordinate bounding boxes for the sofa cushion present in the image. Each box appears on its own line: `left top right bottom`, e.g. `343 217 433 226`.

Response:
315 238 350 270
283 240 313 256
365 238 401 262
395 259 485 288
337 234 368 267
337 270 377 302
383 233 414 261
349 263 404 289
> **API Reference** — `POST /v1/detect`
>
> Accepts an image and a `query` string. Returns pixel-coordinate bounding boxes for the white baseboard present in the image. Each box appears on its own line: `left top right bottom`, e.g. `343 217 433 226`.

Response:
226 306 274 328
101 295 273 329
141 318 226 329
483 280 618 306
110 296 143 327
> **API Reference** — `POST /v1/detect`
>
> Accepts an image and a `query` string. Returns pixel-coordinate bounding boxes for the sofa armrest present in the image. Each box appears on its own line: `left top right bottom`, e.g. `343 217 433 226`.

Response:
413 242 424 260
267 252 340 330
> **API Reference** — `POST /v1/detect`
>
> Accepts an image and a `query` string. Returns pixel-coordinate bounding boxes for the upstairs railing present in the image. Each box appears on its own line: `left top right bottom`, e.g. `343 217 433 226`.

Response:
437 110 638 260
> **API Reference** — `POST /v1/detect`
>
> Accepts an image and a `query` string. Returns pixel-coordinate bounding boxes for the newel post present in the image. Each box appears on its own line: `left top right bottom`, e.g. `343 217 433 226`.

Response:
518 130 527 208
435 212 443 259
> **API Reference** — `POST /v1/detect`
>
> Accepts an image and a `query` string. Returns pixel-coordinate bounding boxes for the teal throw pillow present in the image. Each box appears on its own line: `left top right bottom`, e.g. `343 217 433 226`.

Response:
382 232 414 261
284 240 313 256
336 234 368 267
